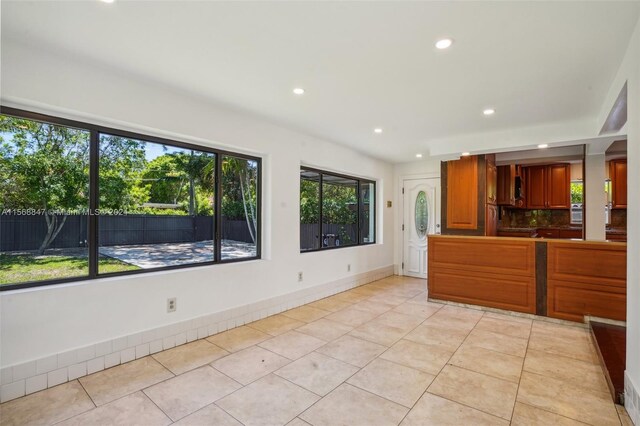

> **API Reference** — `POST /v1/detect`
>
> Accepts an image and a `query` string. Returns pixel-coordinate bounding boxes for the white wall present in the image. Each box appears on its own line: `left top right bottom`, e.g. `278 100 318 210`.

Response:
0 40 395 367
598 15 640 425
584 154 607 241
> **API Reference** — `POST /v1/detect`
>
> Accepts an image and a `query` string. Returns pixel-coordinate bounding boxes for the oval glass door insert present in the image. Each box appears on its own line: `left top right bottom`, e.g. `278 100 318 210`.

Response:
415 190 429 238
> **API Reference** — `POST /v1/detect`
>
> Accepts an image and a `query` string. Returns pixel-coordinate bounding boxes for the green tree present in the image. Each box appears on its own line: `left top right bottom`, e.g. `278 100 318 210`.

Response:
0 116 146 254
170 151 215 216
222 157 258 243
300 179 319 223
99 135 148 210
141 154 186 205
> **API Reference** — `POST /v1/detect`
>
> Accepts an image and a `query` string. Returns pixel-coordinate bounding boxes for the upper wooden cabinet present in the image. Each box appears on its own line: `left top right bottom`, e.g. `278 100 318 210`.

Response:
525 164 571 209
442 154 496 236
610 159 627 209
547 164 571 209
497 164 516 206
486 154 497 206
446 155 478 230
526 166 548 209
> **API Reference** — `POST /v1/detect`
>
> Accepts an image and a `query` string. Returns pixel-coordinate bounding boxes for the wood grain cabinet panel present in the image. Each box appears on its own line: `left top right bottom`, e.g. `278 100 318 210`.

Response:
558 229 583 239
526 166 547 209
446 156 478 230
429 237 535 275
485 204 498 236
547 241 626 322
430 268 536 313
546 164 571 209
428 236 536 314
486 155 497 205
525 164 571 209
537 228 559 239
610 159 627 209
497 165 516 206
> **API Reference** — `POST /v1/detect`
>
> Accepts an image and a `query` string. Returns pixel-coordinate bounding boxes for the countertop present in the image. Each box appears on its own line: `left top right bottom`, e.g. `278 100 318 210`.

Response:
497 226 626 235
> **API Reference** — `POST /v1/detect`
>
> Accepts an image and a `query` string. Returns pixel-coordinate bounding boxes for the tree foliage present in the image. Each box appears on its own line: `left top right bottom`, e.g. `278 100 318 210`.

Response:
0 115 260 251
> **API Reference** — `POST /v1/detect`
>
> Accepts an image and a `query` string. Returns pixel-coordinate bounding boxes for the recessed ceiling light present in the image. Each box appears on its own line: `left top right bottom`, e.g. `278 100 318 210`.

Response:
293 88 305 95
435 38 453 50
538 144 549 149
461 152 471 157
100 0 115 3
374 128 383 134
483 108 495 116
416 153 423 158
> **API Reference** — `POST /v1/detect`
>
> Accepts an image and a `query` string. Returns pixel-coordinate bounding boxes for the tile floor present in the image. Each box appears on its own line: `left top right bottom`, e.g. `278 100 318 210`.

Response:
0 276 634 426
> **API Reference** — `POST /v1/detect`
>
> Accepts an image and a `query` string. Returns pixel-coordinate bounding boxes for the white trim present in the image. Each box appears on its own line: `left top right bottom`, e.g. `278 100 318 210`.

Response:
626 371 640 425
0 265 393 403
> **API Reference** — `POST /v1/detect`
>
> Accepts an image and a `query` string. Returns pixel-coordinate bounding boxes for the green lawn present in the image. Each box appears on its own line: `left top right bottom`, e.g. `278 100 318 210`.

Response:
0 254 139 285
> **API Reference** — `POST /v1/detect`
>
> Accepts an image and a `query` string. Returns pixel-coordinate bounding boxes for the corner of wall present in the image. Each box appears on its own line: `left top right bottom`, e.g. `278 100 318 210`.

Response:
626 371 640 425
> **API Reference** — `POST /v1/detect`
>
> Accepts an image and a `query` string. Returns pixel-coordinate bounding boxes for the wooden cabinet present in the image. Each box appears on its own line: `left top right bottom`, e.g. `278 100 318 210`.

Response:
497 229 536 238
547 164 571 209
537 228 559 239
486 155 497 205
610 159 627 209
606 232 627 242
446 156 478 230
526 166 547 209
486 204 498 236
558 229 582 239
497 165 516 205
525 164 570 209
442 154 496 236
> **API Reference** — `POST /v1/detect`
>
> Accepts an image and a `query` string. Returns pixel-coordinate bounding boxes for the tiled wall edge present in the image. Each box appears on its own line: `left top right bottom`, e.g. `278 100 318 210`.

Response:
0 265 394 403
626 372 640 425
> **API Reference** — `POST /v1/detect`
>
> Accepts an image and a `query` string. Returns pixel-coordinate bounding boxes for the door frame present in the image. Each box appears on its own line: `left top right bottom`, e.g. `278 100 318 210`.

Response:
397 172 440 277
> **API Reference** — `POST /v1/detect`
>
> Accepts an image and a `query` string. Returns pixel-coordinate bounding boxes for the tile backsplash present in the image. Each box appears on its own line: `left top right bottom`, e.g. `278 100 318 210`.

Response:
611 209 627 229
500 209 571 228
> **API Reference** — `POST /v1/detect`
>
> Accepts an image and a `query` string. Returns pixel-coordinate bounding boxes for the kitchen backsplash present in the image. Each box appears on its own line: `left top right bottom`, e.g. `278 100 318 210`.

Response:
611 209 627 228
500 208 571 228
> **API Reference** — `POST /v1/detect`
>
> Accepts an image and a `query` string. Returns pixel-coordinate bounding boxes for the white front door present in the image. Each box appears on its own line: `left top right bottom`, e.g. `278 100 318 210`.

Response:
403 178 441 279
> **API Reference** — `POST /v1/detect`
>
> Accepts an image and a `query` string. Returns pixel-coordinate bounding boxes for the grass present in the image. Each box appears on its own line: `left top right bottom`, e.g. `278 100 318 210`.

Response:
0 254 139 285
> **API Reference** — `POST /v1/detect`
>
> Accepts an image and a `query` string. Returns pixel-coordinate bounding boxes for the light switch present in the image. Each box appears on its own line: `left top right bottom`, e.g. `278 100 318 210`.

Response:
387 201 392 208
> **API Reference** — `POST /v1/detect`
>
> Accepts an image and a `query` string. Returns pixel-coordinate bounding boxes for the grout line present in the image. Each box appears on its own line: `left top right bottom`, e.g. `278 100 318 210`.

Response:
514 401 592 426
395 310 485 425
509 315 534 422
49 380 96 425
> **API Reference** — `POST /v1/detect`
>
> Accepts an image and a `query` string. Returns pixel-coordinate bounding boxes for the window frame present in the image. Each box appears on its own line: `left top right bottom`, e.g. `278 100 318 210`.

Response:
300 166 376 253
0 106 262 291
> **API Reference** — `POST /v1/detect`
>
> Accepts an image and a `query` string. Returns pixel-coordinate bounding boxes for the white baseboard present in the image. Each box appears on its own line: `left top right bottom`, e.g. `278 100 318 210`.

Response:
626 371 640 425
0 265 394 402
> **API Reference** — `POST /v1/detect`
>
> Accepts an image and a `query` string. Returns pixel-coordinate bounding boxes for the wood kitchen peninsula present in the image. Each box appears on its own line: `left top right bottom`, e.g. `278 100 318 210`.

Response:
428 235 626 323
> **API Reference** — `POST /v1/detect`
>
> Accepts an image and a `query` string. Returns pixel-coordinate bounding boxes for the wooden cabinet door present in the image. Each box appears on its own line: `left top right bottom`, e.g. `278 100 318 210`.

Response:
526 166 547 208
547 164 571 209
610 159 627 209
537 228 559 238
497 165 516 205
485 204 498 236
446 156 478 229
558 229 583 239
486 156 497 205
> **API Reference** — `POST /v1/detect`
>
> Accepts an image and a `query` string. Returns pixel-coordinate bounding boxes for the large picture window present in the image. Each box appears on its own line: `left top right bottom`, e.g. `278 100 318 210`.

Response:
300 167 375 252
0 108 261 290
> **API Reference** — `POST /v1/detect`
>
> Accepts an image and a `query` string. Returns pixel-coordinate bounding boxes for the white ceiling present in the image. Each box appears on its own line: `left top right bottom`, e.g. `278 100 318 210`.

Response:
2 1 639 163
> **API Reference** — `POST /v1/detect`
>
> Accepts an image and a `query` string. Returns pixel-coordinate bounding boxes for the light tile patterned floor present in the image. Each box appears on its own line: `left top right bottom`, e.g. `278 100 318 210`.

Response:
0 276 634 426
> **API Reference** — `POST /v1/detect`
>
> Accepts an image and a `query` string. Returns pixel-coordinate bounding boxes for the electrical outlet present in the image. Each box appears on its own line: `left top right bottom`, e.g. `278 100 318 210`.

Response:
298 272 303 282
167 297 177 313
347 264 351 272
